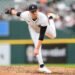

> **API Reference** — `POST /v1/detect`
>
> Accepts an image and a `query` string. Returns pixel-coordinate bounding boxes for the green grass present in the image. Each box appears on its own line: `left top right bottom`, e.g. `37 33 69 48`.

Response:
46 64 75 68
11 64 75 68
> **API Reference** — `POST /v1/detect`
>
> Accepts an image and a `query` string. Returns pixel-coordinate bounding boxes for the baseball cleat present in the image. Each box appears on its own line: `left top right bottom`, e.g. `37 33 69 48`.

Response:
38 67 52 73
47 12 59 20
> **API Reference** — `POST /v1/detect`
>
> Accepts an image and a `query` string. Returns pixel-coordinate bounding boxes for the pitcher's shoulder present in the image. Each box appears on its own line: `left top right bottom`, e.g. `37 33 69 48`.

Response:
38 12 47 18
21 11 29 15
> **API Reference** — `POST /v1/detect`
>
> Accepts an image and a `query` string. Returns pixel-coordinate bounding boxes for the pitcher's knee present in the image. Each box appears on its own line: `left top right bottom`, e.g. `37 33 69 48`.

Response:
52 33 56 39
54 33 56 38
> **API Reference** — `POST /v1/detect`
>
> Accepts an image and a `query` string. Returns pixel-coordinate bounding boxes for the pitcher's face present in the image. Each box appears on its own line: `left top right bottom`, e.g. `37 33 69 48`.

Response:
30 10 38 19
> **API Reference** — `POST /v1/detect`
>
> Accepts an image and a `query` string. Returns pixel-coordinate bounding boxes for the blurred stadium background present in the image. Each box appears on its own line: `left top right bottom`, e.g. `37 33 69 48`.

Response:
0 0 75 65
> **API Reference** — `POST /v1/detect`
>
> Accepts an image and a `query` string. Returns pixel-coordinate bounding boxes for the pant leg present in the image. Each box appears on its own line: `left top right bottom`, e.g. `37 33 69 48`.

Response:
46 19 56 38
28 26 44 65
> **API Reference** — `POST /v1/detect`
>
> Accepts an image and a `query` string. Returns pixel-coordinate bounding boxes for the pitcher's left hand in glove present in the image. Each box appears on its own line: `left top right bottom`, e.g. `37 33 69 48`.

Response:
5 8 14 14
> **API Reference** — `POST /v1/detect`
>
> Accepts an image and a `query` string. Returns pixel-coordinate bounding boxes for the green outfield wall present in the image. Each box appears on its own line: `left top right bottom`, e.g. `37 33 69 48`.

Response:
0 20 75 64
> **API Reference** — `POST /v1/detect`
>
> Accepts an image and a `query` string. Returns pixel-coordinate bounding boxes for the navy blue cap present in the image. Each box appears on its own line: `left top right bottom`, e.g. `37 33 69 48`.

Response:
29 4 38 11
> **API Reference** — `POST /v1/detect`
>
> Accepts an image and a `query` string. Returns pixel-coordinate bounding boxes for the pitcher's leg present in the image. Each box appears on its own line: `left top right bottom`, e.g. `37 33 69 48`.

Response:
35 43 44 65
46 19 56 38
34 37 44 65
29 26 52 73
29 27 44 65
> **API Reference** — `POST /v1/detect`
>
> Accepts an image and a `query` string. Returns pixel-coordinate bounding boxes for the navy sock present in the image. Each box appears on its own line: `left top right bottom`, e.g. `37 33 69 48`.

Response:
40 64 44 68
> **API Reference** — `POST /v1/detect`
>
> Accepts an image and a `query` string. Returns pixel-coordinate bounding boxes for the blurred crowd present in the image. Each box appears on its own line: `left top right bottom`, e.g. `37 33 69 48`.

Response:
0 0 75 30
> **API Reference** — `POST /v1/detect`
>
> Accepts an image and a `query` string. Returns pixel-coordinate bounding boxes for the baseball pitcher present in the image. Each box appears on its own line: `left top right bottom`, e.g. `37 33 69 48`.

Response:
5 4 56 73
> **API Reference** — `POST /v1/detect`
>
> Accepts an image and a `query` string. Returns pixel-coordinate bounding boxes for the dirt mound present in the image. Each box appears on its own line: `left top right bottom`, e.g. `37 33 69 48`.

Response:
0 66 75 75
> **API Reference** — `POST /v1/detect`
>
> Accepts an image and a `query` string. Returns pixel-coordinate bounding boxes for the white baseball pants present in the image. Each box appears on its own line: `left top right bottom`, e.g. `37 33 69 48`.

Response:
28 19 56 65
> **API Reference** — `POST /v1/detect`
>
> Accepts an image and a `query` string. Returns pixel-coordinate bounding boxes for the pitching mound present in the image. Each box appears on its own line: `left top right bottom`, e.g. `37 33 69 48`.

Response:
0 66 75 75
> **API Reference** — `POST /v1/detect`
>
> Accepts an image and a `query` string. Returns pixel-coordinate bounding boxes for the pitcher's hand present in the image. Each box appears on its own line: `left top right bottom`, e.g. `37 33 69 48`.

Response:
34 49 39 56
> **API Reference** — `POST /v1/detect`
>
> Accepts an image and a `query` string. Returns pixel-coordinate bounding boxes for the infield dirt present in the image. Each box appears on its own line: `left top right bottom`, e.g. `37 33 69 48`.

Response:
0 66 75 75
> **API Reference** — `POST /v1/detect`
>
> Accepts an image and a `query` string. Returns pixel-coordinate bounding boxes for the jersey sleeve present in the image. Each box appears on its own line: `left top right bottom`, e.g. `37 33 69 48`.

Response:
20 11 28 20
40 13 49 27
39 26 47 40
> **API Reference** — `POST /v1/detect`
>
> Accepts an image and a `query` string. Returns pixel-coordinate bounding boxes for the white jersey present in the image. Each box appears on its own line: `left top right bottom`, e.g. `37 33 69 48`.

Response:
20 11 49 32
